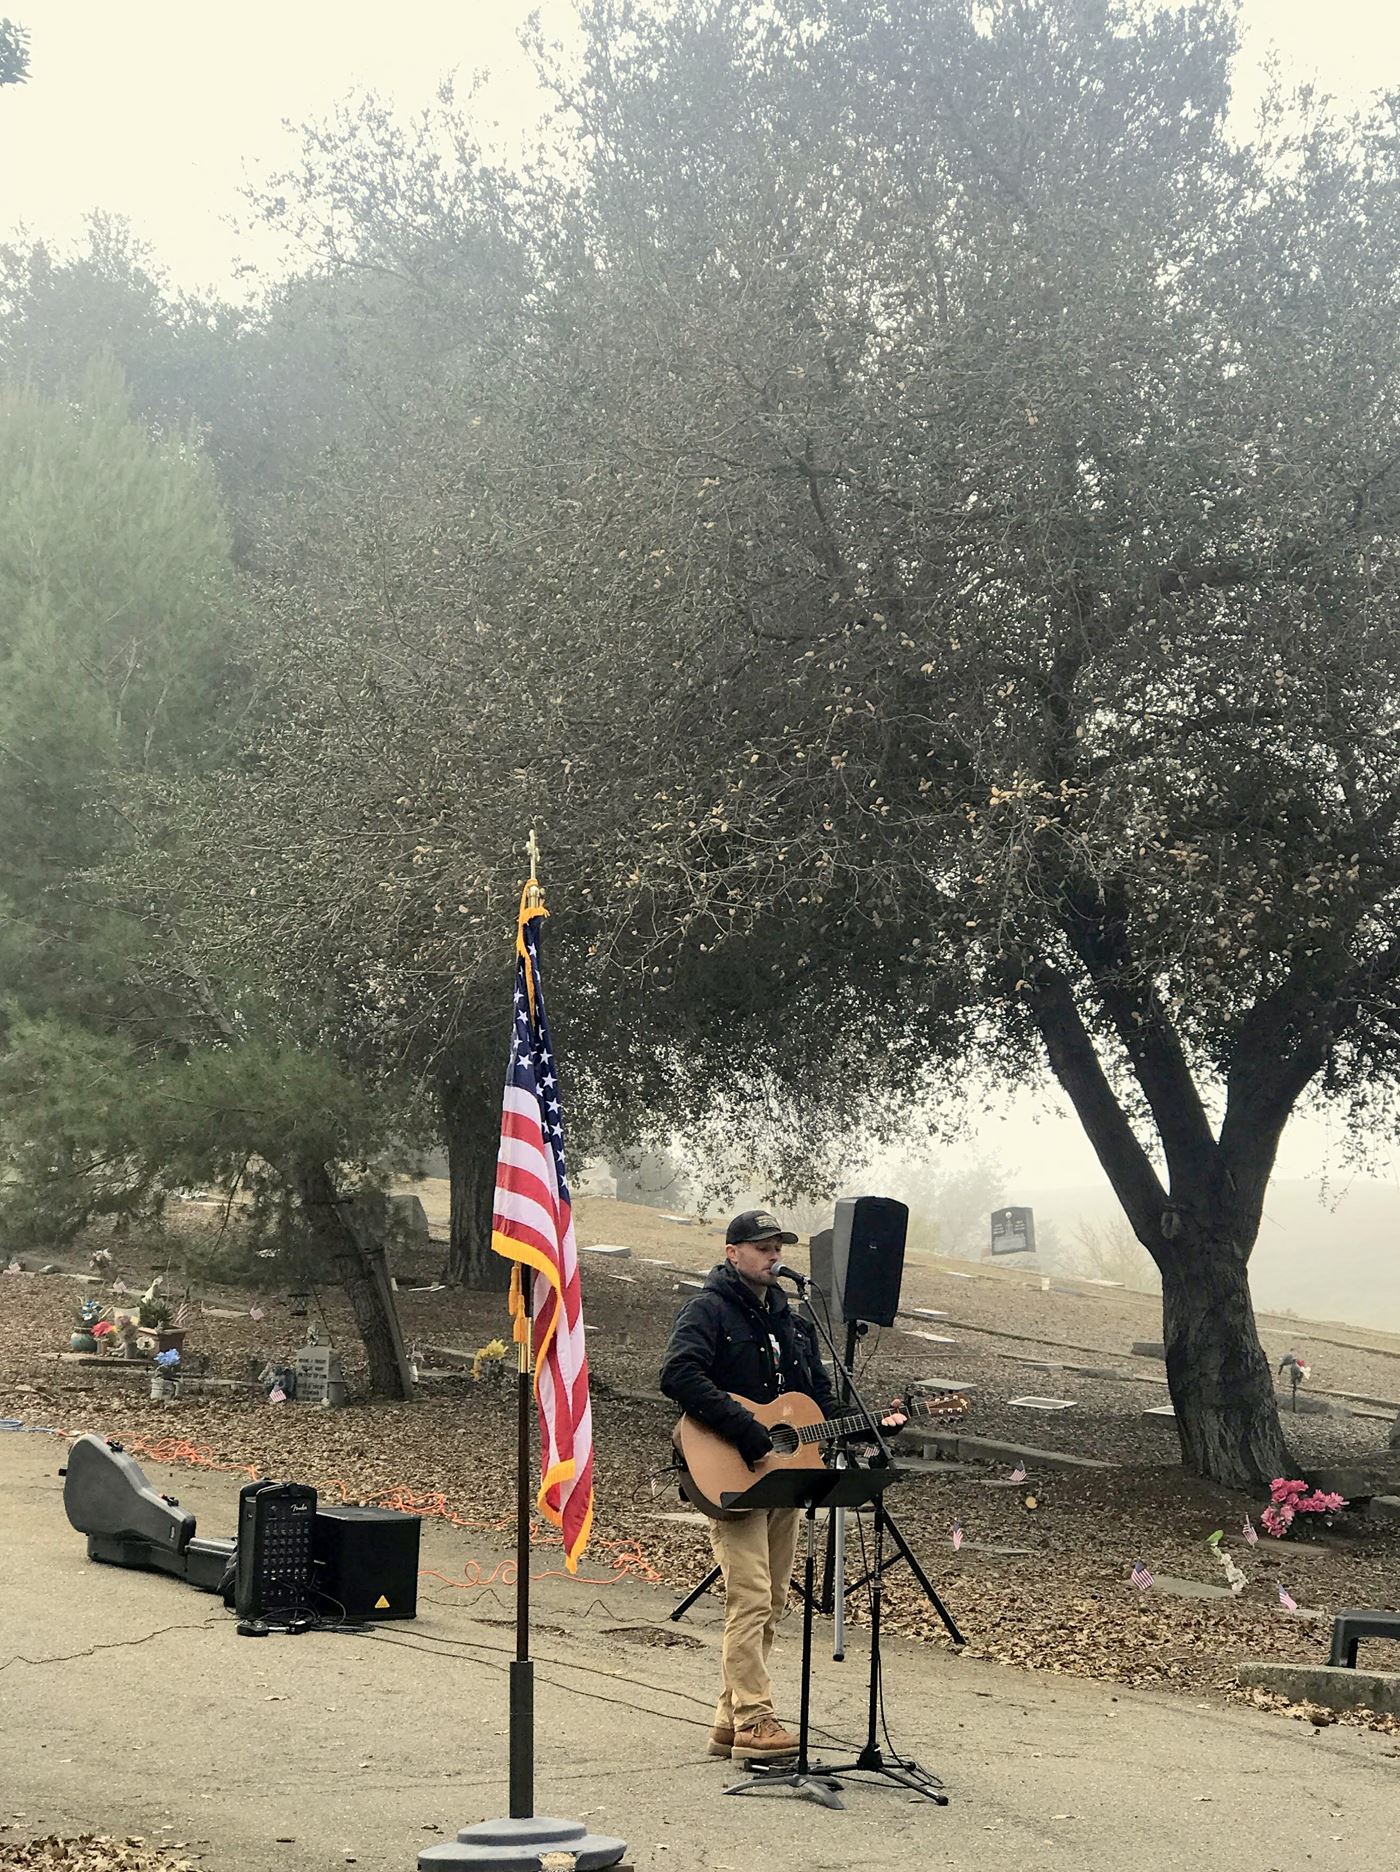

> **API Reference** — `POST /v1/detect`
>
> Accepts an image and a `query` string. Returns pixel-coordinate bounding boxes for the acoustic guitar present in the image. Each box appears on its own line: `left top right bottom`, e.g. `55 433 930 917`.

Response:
673 1388 971 1520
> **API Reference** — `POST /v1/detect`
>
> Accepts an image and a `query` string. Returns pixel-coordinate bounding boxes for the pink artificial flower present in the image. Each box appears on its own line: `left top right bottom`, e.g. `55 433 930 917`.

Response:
1296 1489 1347 1515
1269 1478 1308 1501
1260 1503 1294 1538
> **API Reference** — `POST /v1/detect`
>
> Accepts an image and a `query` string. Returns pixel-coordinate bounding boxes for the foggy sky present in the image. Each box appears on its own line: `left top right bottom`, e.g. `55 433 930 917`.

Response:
6 2 1400 295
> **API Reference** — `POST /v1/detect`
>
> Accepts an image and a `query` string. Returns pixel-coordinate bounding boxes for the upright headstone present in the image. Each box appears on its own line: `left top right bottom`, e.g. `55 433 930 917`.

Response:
988 1206 1036 1259
389 1194 431 1243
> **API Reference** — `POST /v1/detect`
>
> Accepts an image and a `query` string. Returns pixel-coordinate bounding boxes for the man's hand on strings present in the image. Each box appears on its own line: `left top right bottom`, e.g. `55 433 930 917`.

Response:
879 1396 909 1432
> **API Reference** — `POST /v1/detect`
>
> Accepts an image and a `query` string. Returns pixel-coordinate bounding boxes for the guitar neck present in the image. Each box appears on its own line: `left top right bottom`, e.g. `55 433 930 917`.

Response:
792 1405 903 1446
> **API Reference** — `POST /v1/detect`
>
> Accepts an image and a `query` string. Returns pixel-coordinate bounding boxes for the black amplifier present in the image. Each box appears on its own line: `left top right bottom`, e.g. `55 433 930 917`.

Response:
235 1481 318 1619
312 1504 420 1621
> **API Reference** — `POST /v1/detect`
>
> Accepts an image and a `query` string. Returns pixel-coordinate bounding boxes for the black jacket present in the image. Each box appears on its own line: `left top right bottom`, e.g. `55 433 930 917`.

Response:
660 1261 837 1459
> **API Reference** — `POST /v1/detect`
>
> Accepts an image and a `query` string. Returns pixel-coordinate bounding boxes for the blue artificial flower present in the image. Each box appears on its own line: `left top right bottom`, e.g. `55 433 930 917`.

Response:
154 1348 181 1369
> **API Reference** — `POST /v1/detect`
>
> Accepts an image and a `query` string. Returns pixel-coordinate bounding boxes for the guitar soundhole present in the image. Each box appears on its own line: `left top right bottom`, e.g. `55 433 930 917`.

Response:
770 1426 800 1456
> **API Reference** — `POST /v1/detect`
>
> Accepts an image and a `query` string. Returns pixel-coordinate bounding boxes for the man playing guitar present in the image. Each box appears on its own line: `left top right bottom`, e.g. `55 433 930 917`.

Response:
660 1209 838 1768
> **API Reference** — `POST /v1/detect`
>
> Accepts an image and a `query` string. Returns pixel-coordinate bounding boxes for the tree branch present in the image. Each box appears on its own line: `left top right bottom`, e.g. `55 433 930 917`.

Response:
1012 957 1168 1249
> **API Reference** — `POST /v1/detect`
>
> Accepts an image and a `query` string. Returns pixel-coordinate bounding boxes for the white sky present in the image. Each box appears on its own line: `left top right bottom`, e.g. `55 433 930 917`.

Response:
3 0 1397 1194
5 2 1400 294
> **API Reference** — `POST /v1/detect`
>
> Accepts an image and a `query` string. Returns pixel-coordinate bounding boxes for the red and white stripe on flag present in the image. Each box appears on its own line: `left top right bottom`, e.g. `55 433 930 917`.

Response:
490 887 594 1571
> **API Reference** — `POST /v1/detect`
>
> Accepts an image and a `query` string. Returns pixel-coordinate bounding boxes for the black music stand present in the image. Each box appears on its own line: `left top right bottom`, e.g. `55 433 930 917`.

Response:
721 1463 902 1811
819 1487 949 1805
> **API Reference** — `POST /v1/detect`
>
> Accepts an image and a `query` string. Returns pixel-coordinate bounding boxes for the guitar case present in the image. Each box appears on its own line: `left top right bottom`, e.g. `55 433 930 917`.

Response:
62 1432 236 1595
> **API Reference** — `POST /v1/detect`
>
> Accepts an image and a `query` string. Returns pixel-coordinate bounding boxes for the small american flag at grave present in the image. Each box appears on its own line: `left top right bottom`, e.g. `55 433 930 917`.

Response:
1130 1560 1154 1589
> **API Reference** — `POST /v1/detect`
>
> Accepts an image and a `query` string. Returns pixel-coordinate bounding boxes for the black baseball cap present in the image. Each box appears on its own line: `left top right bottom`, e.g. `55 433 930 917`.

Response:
725 1208 798 1246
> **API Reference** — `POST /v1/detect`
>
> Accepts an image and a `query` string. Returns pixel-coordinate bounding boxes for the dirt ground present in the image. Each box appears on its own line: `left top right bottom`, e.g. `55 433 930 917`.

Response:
2 1189 1399 1722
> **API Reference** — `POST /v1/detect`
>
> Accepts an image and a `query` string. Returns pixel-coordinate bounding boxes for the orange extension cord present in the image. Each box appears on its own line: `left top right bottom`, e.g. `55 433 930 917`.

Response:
54 1427 665 1589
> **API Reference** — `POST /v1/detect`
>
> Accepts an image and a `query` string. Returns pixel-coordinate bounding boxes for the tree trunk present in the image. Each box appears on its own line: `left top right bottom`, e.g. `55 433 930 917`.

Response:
1160 1236 1293 1491
295 1160 412 1399
1021 959 1296 1491
439 1064 510 1291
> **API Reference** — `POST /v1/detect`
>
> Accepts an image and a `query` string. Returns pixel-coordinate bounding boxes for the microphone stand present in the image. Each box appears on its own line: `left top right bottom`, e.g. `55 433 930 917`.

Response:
785 1270 963 1645
778 1269 957 1806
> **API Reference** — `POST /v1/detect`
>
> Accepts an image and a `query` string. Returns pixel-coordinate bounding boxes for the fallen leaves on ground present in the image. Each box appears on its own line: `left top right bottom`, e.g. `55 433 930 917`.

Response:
4 1197 1398 1738
0 1838 199 1870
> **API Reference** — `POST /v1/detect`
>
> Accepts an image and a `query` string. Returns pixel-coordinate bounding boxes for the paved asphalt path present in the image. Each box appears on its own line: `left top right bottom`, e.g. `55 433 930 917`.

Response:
2 1431 1395 1870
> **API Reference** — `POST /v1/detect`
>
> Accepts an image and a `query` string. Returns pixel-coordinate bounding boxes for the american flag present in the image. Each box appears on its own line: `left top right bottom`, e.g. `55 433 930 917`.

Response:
1130 1560 1154 1590
1278 1584 1297 1612
1242 1514 1258 1547
1009 1462 1027 1484
951 1519 964 1550
490 882 594 1572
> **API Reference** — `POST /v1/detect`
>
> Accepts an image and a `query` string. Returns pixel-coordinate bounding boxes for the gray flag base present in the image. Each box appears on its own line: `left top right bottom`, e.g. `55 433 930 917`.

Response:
418 1815 627 1870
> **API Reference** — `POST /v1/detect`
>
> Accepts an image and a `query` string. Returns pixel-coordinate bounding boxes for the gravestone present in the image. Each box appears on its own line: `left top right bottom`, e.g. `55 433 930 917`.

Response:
389 1194 431 1242
1007 1395 1078 1411
1151 1573 1236 1603
581 1243 631 1259
988 1205 1036 1258
294 1342 346 1406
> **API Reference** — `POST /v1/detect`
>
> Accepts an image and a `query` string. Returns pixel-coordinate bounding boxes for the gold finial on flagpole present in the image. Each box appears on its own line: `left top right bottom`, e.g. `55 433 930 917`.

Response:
524 828 544 913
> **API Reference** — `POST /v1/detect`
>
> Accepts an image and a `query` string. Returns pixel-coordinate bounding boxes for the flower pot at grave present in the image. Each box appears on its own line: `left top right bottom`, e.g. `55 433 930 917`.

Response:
154 1327 186 1357
70 1332 97 1352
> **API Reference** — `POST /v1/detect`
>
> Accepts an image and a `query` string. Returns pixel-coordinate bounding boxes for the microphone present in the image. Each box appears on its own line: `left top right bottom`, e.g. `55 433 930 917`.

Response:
774 1264 807 1289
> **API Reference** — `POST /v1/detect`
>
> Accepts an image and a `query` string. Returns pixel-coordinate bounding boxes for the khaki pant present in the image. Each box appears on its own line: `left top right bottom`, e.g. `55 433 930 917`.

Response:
708 1506 802 1733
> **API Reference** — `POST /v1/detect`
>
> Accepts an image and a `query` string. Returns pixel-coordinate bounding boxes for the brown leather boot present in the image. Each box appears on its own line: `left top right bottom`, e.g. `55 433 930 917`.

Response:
707 1724 735 1759
732 1716 799 1764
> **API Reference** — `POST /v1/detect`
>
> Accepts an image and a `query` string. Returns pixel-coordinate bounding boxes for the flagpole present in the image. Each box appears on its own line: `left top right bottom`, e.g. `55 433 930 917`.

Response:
420 832 624 1871
510 833 542 1823
509 1313 534 1819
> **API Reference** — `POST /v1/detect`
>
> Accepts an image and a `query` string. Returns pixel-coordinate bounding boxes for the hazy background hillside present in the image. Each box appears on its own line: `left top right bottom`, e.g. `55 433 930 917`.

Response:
1023 1179 1400 1333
